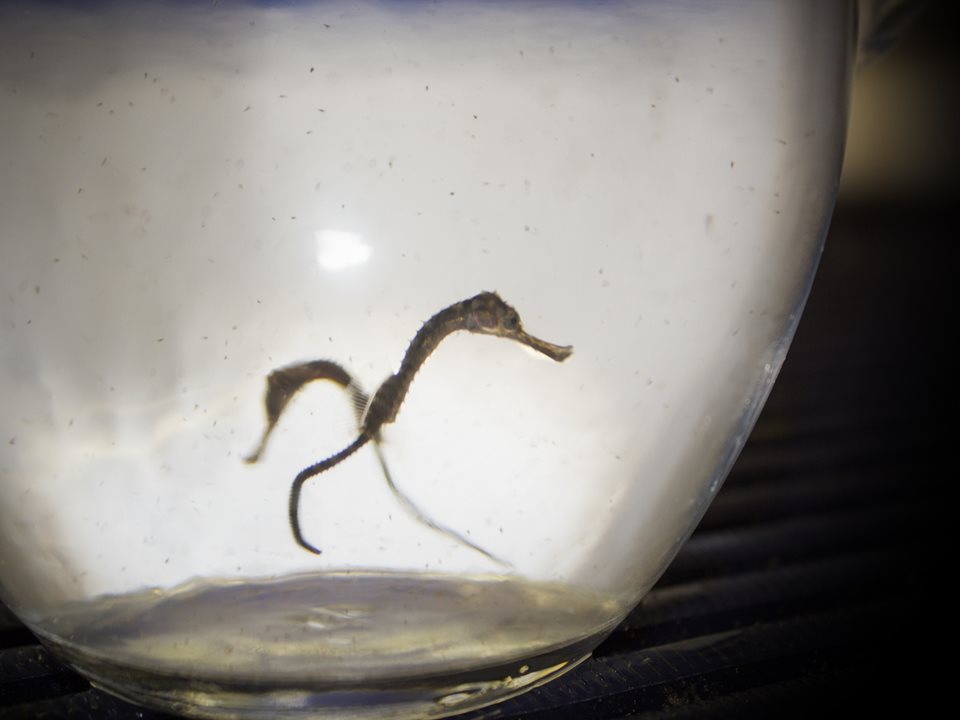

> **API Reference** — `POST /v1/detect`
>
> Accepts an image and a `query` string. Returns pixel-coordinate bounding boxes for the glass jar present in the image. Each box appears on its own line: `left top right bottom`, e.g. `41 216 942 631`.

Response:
1 1 860 718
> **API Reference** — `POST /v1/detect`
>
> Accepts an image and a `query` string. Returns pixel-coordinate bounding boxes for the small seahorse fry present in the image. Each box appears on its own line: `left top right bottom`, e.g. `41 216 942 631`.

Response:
244 360 367 465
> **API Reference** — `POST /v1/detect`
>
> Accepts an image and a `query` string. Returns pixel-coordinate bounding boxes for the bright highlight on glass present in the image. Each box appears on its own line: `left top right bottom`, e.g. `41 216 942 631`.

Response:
315 229 372 271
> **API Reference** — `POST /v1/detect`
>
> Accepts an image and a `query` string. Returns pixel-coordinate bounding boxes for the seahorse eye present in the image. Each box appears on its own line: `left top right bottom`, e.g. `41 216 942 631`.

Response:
503 311 520 330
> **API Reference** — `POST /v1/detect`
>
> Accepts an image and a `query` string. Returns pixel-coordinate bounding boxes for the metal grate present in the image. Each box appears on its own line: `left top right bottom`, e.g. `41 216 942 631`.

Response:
0 206 946 718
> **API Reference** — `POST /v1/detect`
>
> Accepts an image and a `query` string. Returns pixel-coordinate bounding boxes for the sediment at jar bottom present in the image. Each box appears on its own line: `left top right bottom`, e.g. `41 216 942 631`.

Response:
28 572 625 684
28 571 626 718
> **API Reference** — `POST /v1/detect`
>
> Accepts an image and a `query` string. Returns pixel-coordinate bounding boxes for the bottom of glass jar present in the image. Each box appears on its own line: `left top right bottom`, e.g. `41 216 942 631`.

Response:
31 570 625 719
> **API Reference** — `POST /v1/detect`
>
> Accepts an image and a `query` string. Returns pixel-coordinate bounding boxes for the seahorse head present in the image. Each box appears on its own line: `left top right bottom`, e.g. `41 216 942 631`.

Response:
466 291 573 362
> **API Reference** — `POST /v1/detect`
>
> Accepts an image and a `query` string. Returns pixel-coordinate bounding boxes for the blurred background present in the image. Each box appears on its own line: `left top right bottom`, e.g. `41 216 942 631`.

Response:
843 0 957 206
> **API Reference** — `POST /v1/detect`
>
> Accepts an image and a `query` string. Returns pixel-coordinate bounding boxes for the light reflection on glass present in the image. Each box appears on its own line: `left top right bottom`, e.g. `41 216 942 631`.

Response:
315 229 372 271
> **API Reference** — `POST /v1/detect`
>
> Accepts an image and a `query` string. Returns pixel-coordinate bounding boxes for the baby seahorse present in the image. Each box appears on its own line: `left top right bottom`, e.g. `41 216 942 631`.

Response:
245 358 506 562
244 360 368 465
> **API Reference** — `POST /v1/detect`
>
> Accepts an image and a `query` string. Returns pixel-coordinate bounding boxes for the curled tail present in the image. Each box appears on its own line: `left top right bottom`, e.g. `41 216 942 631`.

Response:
289 433 372 554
